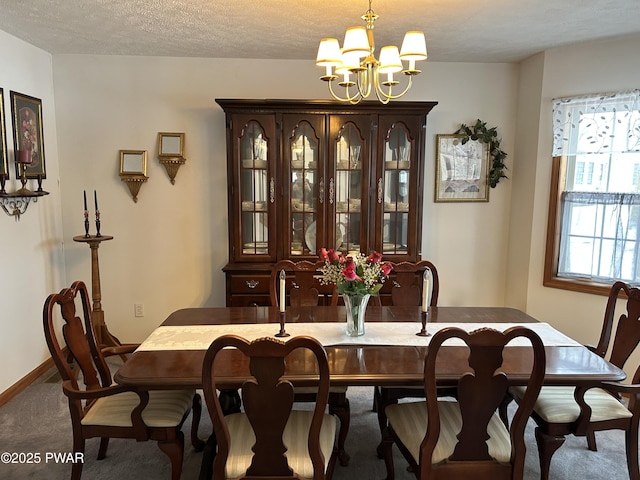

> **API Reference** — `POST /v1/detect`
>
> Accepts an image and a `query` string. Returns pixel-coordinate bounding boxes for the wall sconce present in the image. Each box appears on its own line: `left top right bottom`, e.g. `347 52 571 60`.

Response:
0 150 49 220
119 150 148 203
157 132 186 185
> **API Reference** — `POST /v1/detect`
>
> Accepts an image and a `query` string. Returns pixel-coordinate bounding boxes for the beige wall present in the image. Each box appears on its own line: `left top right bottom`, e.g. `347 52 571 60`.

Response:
520 35 640 378
0 30 66 392
51 56 518 348
2 24 639 395
524 35 640 339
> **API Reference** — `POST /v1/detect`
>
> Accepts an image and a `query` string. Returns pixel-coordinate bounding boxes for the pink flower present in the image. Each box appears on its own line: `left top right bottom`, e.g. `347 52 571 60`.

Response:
367 251 382 264
381 262 392 276
341 258 362 281
328 249 341 263
319 247 329 260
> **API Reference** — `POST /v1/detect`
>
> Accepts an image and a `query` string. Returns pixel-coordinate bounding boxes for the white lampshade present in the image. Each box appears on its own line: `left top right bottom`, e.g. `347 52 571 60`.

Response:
343 26 370 57
336 51 361 74
316 38 342 66
399 31 427 61
378 46 403 74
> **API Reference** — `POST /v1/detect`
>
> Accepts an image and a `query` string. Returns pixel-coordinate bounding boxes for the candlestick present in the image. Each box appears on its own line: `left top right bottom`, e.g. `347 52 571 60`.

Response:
416 310 430 337
83 190 90 237
279 269 286 313
275 311 290 338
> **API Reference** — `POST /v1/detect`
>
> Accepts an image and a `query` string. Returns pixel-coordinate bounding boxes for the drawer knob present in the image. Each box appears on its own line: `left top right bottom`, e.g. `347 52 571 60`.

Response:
246 279 260 289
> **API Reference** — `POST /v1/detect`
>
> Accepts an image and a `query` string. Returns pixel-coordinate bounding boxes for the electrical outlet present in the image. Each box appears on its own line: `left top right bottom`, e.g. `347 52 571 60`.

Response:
134 303 144 317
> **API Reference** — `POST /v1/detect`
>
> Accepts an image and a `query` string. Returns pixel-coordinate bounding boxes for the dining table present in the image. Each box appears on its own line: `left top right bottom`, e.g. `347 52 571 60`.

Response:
115 305 625 389
114 305 625 480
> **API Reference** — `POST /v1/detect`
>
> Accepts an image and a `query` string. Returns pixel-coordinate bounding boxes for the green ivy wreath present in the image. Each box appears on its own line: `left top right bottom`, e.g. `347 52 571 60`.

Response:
454 119 508 188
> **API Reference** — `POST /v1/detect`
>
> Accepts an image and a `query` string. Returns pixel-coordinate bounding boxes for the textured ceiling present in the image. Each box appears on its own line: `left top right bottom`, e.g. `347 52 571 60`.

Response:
0 0 638 63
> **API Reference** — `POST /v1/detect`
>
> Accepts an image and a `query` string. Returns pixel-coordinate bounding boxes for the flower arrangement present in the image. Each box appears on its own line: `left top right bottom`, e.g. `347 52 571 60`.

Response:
318 248 392 296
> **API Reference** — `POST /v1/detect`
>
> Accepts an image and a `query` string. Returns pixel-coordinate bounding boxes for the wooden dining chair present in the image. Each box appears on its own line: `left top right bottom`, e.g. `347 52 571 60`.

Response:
374 260 439 456
505 281 640 480
380 326 546 480
43 280 204 480
202 334 338 480
269 259 350 466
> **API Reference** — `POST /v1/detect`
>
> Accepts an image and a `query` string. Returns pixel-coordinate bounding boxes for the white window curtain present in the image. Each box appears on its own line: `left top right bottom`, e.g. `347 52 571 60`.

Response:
552 89 640 156
552 90 640 283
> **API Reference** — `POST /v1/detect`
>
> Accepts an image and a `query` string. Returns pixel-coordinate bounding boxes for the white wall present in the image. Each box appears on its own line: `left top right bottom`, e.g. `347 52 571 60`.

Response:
0 30 66 393
521 35 640 378
51 56 519 345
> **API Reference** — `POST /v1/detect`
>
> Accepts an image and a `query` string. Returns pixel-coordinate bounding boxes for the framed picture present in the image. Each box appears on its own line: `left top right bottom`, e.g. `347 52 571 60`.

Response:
10 91 46 179
119 150 148 176
157 132 185 158
435 134 490 202
0 88 7 178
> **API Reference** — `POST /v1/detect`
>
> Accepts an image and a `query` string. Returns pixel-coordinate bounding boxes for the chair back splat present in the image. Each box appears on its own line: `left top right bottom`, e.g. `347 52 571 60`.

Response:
598 281 640 369
53 282 111 392
202 335 337 480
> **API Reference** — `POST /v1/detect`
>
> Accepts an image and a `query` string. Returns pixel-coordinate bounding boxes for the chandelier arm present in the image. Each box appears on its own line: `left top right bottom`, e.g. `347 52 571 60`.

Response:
355 65 374 99
371 68 392 104
328 79 361 103
375 75 415 101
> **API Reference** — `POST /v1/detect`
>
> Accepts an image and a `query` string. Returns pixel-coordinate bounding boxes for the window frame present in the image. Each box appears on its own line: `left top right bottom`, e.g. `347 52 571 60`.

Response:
544 156 619 296
544 90 640 296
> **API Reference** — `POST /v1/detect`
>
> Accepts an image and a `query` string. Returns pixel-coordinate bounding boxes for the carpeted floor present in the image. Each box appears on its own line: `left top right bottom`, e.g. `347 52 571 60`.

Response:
0 362 632 479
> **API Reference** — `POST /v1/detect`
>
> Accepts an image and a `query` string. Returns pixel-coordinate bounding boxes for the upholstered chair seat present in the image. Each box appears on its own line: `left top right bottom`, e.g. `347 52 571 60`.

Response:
223 411 337 479
385 398 512 466
510 385 632 424
81 389 197 427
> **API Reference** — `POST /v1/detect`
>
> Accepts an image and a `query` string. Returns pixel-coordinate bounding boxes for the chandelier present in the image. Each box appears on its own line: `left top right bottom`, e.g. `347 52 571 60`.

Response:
315 0 427 104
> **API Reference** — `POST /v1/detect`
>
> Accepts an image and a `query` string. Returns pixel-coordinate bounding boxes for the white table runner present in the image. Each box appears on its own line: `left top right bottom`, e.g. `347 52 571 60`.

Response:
136 322 581 352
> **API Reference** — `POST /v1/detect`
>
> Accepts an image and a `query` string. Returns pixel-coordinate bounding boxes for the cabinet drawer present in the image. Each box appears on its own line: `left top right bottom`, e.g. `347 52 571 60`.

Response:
230 294 270 307
230 275 270 294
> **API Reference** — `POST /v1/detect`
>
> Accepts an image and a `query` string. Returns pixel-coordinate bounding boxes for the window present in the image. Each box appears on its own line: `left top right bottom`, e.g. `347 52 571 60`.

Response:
544 90 640 294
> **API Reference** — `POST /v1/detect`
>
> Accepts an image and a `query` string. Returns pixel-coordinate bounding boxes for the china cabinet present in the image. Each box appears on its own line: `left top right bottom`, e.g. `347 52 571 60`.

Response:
217 99 437 306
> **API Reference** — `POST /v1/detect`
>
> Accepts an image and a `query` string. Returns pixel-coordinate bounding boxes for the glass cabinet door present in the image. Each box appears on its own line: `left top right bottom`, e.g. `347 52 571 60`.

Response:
235 116 276 260
381 123 411 256
287 119 321 256
332 120 368 254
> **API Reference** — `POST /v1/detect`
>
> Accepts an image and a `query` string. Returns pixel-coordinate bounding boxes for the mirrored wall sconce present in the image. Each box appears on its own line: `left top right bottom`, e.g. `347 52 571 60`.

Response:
157 132 186 185
119 150 148 203
0 150 49 220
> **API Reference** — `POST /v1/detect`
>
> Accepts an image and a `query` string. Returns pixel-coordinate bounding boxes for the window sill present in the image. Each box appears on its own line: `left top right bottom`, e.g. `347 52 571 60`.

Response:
543 275 612 297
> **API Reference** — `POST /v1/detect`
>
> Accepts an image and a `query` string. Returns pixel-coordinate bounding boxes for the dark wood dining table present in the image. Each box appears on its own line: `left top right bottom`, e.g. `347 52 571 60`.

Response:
114 305 626 480
114 305 626 389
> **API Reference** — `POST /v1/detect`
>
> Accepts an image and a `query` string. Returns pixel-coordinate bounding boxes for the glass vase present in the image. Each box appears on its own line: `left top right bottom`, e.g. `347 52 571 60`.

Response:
343 293 371 337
